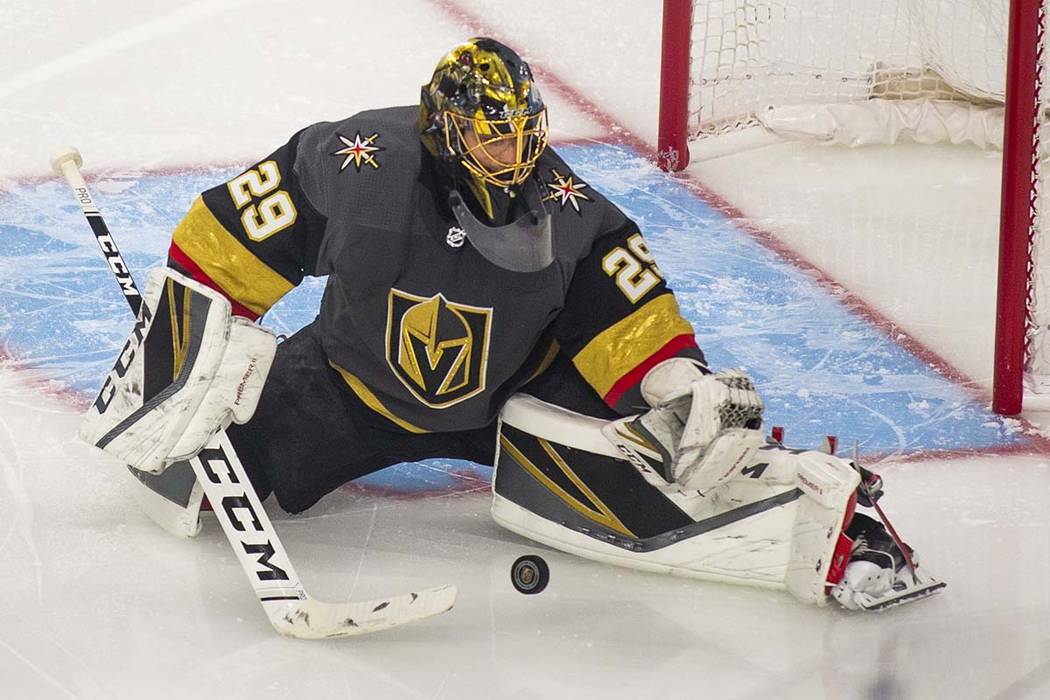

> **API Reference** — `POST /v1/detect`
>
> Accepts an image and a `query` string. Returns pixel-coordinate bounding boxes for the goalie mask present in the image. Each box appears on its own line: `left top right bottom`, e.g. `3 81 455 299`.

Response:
421 38 551 252
421 38 547 190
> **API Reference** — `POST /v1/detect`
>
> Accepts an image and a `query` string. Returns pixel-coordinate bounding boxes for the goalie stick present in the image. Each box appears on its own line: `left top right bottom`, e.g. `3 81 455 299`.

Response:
50 146 456 638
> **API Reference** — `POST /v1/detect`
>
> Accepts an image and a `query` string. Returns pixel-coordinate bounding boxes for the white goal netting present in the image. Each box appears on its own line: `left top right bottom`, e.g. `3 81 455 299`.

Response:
689 1 1009 138
676 0 1050 407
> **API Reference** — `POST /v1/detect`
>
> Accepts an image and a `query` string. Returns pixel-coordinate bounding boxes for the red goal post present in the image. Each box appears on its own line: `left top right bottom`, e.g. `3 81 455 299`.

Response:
658 0 1046 416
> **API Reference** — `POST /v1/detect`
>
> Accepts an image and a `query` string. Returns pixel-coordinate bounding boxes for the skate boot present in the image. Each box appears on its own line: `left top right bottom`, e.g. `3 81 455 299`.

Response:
831 512 946 611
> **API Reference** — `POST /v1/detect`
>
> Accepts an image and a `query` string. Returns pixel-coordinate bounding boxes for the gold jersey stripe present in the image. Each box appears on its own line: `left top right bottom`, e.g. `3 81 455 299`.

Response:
571 294 695 398
328 361 430 434
499 435 636 539
171 197 294 316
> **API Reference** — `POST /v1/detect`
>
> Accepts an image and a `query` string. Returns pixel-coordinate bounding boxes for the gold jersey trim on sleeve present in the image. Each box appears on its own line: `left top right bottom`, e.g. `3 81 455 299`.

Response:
171 196 294 316
328 360 431 434
571 293 695 398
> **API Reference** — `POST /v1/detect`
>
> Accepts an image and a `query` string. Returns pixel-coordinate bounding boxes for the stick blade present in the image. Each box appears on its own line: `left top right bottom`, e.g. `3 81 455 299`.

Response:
267 584 457 639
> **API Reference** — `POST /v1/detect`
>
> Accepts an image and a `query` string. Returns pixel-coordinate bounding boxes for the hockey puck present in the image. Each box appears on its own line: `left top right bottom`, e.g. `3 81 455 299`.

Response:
511 555 549 595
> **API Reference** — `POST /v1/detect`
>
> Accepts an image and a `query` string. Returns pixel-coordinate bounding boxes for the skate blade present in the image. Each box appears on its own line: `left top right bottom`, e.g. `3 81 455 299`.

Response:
855 571 947 612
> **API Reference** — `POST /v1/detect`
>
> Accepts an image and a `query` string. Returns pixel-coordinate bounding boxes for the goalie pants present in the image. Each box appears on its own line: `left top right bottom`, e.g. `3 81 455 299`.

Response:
226 322 615 514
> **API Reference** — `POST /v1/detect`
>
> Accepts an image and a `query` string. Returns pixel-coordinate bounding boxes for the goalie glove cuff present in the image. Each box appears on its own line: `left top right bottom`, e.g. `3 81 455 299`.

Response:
639 357 710 407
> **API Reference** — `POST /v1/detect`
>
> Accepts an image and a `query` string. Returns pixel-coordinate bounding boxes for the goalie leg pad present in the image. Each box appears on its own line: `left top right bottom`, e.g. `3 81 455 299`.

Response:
498 395 808 588
79 268 276 474
127 461 205 538
497 396 863 604
784 452 860 605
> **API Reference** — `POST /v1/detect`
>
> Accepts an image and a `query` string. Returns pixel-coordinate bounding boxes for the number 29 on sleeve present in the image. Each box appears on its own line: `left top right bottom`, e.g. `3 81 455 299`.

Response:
226 161 298 241
602 234 663 303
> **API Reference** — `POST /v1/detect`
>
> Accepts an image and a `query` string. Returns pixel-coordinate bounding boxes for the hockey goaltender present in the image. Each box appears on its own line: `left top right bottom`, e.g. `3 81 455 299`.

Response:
78 37 944 623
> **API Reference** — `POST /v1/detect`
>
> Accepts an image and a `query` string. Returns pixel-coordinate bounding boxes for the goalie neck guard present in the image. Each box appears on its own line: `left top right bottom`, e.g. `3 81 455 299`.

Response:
447 184 553 272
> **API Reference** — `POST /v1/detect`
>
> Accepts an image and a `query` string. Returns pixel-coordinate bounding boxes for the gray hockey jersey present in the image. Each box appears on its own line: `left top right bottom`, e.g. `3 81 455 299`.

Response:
168 106 702 432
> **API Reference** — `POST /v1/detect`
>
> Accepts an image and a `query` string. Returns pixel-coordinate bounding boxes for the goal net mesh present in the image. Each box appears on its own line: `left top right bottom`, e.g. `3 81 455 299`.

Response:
681 1 1050 401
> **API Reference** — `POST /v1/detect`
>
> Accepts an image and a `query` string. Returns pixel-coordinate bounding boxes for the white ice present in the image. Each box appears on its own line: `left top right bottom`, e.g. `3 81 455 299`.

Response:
2 1 1049 698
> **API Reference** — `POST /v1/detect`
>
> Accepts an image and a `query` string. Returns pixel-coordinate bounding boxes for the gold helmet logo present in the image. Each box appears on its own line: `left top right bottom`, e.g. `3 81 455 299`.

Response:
386 289 492 408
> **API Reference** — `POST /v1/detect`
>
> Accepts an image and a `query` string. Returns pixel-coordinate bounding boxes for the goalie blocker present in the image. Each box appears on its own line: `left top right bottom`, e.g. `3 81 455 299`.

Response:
80 268 276 475
494 394 944 608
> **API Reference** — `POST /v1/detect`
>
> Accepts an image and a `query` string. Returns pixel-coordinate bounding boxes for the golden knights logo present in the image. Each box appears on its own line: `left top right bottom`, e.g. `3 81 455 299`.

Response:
386 289 492 408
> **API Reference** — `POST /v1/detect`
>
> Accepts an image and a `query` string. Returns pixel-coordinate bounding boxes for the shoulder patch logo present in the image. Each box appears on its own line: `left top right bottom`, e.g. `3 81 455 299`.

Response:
543 168 592 214
331 131 384 172
385 288 493 408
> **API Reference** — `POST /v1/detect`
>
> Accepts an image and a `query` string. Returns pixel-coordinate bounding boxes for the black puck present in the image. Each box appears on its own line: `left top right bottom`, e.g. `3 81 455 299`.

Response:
511 555 549 595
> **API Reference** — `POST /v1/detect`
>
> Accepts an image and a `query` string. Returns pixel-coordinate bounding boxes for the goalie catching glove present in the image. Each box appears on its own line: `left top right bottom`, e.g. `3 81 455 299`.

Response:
79 268 276 474
603 358 765 493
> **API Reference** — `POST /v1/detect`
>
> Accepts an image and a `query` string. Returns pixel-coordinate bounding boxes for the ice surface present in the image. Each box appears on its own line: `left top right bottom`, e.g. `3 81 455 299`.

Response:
2 1 1048 698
